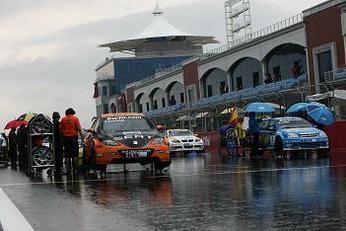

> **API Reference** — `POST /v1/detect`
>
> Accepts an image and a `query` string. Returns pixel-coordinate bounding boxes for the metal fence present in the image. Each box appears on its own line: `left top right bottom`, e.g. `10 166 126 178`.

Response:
137 63 183 85
324 67 346 82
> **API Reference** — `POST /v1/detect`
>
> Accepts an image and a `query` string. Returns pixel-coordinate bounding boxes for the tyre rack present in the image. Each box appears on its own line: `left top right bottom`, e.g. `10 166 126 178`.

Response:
27 114 55 176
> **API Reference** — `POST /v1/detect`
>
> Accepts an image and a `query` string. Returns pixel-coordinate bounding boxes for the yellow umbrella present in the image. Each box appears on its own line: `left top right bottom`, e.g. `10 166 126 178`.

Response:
17 112 37 122
229 107 241 125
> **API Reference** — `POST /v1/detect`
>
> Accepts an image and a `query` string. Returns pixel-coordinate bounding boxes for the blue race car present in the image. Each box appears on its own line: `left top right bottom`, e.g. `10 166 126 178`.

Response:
258 117 329 155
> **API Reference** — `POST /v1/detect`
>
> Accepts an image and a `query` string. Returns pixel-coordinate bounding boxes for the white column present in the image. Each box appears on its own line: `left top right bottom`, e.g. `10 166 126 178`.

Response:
261 61 267 84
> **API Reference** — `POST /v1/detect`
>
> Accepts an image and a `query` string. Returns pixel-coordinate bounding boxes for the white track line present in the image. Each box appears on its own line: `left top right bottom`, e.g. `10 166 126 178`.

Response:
0 188 35 231
1 164 346 187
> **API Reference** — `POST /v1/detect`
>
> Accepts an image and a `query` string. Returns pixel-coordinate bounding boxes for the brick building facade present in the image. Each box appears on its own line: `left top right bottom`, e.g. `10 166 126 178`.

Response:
304 0 346 85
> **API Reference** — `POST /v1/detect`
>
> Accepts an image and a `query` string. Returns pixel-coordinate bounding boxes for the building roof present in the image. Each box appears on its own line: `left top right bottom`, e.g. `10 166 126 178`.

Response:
99 3 218 53
303 0 346 17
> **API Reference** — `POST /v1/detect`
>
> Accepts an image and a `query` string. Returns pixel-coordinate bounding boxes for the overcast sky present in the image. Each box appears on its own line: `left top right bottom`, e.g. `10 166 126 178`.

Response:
0 0 326 129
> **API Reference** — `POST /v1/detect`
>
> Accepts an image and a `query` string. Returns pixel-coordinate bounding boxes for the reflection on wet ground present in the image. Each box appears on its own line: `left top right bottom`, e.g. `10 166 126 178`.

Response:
1 153 346 230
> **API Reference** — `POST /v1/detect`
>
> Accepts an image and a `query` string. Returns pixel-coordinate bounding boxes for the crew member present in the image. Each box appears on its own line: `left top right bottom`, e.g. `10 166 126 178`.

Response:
60 108 83 175
52 112 63 175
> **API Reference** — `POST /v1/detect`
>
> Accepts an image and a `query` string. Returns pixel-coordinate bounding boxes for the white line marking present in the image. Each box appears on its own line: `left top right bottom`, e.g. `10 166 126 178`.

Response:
0 188 35 231
146 164 346 179
0 164 346 187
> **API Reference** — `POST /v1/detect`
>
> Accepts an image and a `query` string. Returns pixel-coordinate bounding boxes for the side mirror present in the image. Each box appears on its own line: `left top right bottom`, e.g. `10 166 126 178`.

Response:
156 125 164 132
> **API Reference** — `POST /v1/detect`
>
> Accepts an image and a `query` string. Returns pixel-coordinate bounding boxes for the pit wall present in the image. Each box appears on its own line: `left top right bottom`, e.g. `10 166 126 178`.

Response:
196 131 221 153
326 121 346 165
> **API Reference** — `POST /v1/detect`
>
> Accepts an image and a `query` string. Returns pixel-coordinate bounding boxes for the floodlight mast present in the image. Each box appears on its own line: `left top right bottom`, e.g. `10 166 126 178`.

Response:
225 0 252 45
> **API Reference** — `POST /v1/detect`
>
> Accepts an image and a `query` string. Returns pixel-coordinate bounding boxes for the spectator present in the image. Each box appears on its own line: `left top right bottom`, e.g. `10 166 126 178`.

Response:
264 73 273 84
8 128 17 168
248 112 261 157
153 101 158 110
291 62 301 78
60 108 84 175
273 72 281 83
52 112 63 175
16 125 28 170
170 96 176 106
219 120 234 152
219 82 228 95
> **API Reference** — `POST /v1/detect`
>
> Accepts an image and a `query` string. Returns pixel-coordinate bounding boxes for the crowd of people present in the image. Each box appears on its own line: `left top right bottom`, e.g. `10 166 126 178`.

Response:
219 113 261 157
264 62 303 84
2 108 84 176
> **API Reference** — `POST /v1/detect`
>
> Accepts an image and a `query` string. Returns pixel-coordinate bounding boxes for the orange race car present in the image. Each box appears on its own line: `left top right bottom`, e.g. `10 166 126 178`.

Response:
83 113 171 172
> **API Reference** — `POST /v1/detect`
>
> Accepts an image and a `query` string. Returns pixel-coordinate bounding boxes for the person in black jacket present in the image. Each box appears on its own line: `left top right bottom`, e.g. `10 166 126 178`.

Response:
8 128 17 168
16 125 28 170
52 112 63 175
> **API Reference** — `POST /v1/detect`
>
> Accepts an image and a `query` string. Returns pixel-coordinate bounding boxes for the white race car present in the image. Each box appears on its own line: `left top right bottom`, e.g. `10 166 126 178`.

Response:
164 129 204 153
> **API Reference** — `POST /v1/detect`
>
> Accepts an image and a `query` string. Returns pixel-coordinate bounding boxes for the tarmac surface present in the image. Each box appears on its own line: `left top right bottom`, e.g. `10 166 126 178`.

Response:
1 153 346 230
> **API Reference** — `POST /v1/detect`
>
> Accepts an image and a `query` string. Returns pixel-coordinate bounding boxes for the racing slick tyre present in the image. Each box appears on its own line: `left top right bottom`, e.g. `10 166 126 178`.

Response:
274 138 285 158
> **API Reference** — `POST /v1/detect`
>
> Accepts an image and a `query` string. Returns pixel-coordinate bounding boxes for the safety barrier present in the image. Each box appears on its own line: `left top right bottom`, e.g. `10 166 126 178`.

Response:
146 74 307 117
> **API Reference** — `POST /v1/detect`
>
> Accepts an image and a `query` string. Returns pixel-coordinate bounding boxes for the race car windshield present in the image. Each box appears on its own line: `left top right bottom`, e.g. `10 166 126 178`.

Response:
169 130 194 137
277 119 313 129
100 116 155 132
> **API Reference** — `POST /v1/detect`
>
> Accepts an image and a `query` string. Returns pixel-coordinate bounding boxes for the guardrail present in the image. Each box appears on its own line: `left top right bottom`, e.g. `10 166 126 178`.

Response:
200 13 303 60
137 63 183 85
147 75 307 118
324 67 346 82
146 104 184 117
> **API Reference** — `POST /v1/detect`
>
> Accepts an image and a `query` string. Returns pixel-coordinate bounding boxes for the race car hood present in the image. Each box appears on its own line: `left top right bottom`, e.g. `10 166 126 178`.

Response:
280 127 322 134
96 130 163 148
98 130 161 140
279 127 326 139
170 135 197 141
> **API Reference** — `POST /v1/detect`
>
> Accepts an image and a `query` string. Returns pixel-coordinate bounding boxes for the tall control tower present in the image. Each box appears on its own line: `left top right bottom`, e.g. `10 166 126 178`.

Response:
225 0 252 44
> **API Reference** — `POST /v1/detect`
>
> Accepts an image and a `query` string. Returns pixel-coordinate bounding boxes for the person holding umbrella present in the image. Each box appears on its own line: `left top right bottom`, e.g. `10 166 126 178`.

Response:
245 102 275 157
16 124 28 170
248 112 261 157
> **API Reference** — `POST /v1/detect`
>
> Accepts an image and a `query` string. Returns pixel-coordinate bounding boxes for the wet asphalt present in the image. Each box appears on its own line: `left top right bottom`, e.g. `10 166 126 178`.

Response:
1 153 346 231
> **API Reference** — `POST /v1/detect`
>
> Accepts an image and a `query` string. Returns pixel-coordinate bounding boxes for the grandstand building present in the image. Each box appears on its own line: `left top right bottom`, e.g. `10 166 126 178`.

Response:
94 3 217 116
125 0 346 133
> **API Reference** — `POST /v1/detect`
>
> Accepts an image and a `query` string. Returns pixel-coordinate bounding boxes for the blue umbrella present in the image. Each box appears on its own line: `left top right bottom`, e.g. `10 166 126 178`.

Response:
245 102 275 113
286 102 327 114
286 102 308 114
306 103 335 126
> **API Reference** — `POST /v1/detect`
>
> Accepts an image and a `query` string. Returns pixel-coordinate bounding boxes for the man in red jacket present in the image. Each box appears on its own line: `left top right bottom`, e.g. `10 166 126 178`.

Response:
60 108 84 175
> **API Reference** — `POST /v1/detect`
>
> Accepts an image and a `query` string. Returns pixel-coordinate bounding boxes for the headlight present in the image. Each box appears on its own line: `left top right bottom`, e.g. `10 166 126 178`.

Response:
319 132 328 138
195 138 202 142
102 140 119 146
151 138 163 145
170 138 180 143
287 133 299 138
